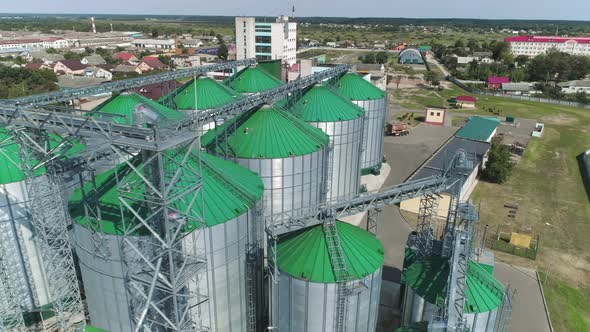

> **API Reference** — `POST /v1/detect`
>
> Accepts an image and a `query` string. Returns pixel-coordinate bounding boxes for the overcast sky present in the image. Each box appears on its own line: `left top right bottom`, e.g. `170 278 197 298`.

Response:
1 0 588 21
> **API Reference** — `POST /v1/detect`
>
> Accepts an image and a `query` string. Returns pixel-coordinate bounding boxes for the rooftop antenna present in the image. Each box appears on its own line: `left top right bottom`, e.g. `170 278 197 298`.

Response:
292 2 296 19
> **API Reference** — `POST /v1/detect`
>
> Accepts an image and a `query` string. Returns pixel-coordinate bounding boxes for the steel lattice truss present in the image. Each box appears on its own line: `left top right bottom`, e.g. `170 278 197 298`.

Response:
15 130 84 331
4 59 256 106
0 244 25 332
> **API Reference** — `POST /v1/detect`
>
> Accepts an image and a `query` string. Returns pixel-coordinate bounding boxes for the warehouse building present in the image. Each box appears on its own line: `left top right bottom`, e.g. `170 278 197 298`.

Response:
400 136 491 218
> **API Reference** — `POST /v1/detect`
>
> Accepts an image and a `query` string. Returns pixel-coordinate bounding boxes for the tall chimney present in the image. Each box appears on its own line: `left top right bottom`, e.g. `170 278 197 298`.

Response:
91 17 97 34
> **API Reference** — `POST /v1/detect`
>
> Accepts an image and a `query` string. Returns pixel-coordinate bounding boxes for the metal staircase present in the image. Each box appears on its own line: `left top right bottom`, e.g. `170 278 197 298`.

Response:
415 194 440 259
323 218 351 332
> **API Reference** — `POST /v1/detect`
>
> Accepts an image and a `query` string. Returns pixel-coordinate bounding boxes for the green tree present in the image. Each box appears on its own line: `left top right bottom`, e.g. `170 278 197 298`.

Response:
218 43 228 60
482 143 513 184
375 52 388 64
46 47 57 54
151 28 160 38
424 70 437 85
362 53 376 64
574 91 589 104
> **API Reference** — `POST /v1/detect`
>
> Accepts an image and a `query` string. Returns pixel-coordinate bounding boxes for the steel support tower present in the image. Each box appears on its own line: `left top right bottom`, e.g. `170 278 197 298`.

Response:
0 243 25 332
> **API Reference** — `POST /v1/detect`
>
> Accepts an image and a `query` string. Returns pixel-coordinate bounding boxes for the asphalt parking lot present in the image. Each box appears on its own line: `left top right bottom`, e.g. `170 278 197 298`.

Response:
376 123 456 331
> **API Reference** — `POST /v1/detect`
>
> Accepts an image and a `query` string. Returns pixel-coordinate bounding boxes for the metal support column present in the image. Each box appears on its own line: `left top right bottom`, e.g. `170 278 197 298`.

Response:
366 208 382 236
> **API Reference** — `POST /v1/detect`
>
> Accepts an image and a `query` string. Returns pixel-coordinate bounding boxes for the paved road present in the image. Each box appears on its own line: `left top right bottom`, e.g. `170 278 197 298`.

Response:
425 53 450 77
494 263 552 332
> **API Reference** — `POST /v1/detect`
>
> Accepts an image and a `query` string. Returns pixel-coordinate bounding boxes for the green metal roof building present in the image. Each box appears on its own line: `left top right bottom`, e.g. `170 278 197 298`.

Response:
93 92 183 126
226 66 283 93
456 116 500 143
273 221 384 331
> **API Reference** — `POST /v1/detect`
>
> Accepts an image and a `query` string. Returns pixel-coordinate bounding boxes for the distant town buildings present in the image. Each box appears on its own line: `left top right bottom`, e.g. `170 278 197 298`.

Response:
131 38 176 52
235 15 297 65
557 80 590 94
0 37 68 50
505 35 590 57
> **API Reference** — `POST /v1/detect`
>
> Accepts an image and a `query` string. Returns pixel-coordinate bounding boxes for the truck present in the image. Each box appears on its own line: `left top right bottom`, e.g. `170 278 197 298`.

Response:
385 122 409 136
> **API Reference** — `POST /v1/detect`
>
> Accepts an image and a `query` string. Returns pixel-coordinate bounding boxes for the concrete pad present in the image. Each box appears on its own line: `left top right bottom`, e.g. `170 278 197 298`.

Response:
494 262 551 332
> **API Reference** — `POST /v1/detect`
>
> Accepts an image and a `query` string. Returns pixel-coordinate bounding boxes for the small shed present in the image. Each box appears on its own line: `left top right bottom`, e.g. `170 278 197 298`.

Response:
455 95 477 108
424 108 446 126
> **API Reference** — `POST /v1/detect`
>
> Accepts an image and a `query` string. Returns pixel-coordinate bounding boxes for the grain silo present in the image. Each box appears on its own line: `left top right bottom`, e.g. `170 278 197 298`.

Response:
164 76 242 133
92 91 183 126
272 221 383 332
402 256 505 332
226 65 283 94
0 129 85 316
336 73 387 175
292 85 365 202
69 149 264 332
202 104 329 223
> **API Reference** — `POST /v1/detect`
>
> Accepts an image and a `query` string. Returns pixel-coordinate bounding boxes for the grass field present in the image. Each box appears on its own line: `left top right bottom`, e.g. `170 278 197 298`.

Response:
392 83 590 332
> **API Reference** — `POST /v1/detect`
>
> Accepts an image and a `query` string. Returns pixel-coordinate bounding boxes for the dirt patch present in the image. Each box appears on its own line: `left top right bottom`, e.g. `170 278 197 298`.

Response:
540 250 590 287
541 114 577 125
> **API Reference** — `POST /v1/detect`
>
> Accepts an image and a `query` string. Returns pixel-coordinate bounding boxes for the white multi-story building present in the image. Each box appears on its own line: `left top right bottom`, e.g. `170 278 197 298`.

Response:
235 15 297 66
506 36 590 57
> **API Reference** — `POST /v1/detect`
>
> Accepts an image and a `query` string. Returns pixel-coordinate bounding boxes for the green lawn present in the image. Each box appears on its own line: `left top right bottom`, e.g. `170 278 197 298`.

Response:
540 272 590 332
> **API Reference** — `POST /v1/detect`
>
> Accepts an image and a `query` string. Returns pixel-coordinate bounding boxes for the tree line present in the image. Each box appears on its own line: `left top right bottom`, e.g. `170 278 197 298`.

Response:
0 67 58 99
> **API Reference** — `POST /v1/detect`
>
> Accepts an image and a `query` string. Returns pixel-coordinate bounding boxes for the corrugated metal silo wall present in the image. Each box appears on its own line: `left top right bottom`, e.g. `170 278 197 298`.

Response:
272 267 382 332
310 117 363 202
353 96 387 173
74 224 148 332
235 147 327 222
0 180 51 311
183 208 259 332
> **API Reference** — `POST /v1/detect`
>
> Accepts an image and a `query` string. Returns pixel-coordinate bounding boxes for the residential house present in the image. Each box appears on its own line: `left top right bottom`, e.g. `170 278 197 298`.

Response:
557 80 590 94
24 63 52 70
113 52 139 64
113 64 141 75
84 66 113 81
137 57 167 73
473 51 493 59
170 55 201 68
81 55 107 66
0 61 20 68
53 60 87 75
487 76 510 90
180 39 203 48
325 42 337 48
456 56 475 65
479 56 495 64
134 81 180 100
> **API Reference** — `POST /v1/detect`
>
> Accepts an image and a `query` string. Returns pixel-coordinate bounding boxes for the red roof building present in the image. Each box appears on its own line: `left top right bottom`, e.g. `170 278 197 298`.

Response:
505 35 590 57
113 52 138 63
134 80 180 100
487 76 510 90
456 95 477 103
53 60 88 75
137 56 167 73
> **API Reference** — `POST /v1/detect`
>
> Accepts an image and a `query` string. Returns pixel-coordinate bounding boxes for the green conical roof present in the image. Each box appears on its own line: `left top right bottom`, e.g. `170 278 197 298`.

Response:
202 104 328 159
292 85 364 122
0 129 85 185
93 92 183 126
226 66 283 93
170 77 241 110
277 221 384 283
69 149 264 235
336 73 386 101
403 256 504 314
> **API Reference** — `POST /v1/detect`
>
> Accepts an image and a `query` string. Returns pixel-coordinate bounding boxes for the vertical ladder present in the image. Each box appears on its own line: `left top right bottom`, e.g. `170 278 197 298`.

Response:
442 194 460 257
245 250 257 332
0 245 25 332
323 219 350 332
415 194 440 259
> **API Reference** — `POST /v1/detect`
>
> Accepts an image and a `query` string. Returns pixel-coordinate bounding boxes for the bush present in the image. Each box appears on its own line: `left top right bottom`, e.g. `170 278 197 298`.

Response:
482 143 513 183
